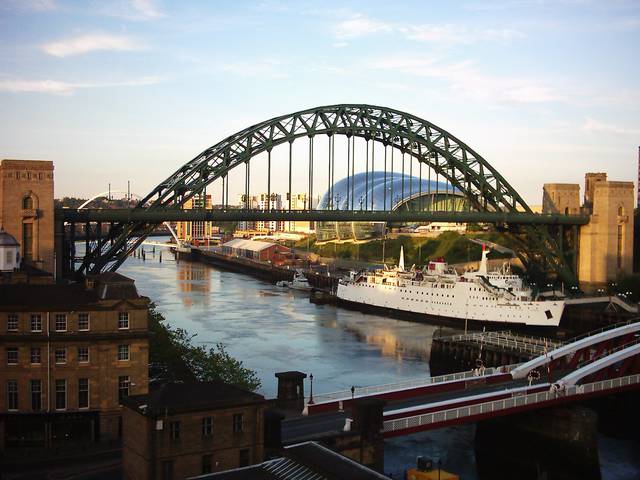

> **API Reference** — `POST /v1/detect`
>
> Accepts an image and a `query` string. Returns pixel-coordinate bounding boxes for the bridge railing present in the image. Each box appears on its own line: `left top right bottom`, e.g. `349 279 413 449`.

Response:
309 364 521 405
383 373 640 434
444 331 560 356
559 319 639 346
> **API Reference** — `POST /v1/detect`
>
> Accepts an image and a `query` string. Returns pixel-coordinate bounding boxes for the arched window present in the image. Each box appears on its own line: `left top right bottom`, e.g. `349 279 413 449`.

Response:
22 196 33 209
618 206 624 216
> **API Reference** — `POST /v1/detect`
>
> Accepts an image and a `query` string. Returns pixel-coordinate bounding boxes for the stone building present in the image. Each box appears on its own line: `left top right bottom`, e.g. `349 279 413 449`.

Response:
543 173 635 289
0 159 55 274
0 272 150 451
122 381 267 480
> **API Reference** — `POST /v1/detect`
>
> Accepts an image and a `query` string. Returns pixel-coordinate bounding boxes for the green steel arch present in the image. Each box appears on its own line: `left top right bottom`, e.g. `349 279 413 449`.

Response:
76 104 575 284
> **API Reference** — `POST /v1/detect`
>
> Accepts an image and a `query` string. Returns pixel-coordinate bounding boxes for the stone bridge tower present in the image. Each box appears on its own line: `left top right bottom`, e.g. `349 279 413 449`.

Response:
0 159 55 274
545 173 635 290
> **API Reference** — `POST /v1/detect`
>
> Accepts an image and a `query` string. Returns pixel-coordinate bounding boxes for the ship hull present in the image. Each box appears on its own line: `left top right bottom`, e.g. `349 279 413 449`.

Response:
336 282 564 328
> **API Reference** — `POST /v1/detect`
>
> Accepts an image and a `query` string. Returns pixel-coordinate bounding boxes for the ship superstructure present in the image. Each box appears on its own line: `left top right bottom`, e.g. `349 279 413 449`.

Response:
337 247 564 327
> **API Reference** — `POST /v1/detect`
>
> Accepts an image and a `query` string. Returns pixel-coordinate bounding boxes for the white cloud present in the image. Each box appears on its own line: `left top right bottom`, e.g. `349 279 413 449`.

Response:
42 33 142 57
0 77 161 95
582 118 640 136
333 14 393 39
1 0 56 11
366 56 561 104
333 14 523 44
130 0 164 19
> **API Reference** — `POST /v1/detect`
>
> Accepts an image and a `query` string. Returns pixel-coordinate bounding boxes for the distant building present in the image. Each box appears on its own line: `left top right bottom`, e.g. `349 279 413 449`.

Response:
176 194 219 243
193 441 392 480
238 193 284 232
221 238 290 263
122 381 267 480
285 193 313 233
0 229 21 272
237 193 312 233
316 172 467 242
0 159 55 274
0 272 150 451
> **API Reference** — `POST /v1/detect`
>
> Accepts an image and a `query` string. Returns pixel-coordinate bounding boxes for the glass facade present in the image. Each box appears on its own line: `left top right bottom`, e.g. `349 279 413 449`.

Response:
316 171 466 241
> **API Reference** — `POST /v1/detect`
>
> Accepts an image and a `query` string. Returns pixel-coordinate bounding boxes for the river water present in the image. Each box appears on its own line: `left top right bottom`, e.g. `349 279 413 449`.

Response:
118 245 639 479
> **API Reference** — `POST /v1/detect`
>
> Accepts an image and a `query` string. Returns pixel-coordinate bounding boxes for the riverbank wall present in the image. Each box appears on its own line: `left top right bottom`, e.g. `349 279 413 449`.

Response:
186 248 339 291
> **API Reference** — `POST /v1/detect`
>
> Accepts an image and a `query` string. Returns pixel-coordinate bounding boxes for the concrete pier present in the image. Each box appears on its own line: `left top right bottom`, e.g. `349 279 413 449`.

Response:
430 331 558 375
475 405 601 480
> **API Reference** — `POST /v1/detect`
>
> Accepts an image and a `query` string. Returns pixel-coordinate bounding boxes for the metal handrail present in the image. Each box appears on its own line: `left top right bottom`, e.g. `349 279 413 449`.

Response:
308 363 520 405
444 331 559 356
561 319 638 346
383 373 640 433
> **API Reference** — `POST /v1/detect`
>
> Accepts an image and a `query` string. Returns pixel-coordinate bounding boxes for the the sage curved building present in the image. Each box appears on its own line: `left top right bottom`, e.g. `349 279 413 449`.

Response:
316 171 466 241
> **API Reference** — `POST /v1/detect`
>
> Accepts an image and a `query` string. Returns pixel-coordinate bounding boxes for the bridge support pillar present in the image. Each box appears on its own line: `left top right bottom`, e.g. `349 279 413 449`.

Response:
476 405 600 479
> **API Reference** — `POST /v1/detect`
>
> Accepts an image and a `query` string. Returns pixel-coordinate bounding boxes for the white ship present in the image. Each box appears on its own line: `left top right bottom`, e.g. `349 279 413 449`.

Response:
337 246 564 327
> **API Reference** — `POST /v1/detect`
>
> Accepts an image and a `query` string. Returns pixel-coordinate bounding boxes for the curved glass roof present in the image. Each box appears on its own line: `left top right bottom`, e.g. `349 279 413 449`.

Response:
318 171 460 210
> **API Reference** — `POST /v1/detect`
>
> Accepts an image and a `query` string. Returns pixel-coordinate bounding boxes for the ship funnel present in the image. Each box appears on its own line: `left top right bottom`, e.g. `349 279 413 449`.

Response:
479 244 489 275
399 246 405 271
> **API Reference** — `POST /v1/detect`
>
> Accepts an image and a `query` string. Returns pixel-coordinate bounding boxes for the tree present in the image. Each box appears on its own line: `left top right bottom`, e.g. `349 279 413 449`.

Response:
148 303 261 391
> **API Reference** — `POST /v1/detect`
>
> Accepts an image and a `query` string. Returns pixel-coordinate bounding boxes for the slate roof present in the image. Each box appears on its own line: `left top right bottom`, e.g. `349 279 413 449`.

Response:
0 272 143 308
190 442 391 480
124 381 266 416
0 230 19 247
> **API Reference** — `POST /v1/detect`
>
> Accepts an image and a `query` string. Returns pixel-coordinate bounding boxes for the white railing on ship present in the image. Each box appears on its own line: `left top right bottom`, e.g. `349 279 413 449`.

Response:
383 373 640 433
308 363 521 405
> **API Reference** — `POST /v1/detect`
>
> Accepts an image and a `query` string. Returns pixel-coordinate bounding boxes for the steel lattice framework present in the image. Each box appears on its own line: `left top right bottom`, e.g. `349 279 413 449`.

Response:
72 104 577 284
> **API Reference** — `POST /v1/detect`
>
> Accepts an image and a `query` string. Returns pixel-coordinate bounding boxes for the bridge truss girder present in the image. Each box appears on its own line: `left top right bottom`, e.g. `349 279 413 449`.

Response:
69 104 578 284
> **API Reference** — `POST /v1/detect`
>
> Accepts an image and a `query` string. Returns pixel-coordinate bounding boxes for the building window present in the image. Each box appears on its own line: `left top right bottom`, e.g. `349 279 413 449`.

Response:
78 313 90 331
55 347 66 364
202 455 213 474
30 314 42 332
169 421 180 440
55 379 66 410
239 448 250 467
7 380 18 410
78 346 89 363
117 344 130 361
22 195 33 209
22 222 33 261
7 347 18 365
78 378 89 409
7 314 18 331
233 413 244 433
118 376 130 404
118 312 129 330
30 347 41 364
161 460 174 480
617 224 623 269
55 314 67 332
30 379 42 411
202 417 213 437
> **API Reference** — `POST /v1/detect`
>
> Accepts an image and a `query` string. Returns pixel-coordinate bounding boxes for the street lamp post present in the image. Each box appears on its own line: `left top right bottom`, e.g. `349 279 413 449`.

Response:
308 373 314 405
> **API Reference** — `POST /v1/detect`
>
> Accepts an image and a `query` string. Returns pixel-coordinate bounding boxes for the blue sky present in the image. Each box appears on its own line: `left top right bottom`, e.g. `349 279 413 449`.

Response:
1 0 638 204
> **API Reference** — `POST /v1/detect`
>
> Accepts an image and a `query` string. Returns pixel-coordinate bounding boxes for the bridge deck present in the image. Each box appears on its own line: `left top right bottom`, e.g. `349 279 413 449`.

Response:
56 207 590 225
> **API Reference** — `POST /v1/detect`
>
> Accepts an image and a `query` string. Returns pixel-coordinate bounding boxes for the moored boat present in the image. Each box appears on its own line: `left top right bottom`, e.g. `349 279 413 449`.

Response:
336 246 564 328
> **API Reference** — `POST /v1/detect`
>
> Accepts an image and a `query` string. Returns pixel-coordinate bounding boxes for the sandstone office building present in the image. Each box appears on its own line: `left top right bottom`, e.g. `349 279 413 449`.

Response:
0 159 150 452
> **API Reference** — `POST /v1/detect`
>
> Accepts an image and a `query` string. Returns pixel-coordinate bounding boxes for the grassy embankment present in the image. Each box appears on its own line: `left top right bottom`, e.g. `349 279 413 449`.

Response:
293 231 519 266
